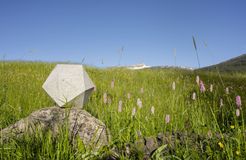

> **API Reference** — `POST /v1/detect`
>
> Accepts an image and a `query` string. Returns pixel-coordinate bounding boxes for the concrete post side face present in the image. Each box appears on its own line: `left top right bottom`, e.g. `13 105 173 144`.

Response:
73 88 94 108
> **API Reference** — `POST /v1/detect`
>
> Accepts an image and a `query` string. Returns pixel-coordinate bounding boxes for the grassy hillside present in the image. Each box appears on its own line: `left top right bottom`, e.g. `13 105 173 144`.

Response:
200 54 246 72
0 62 245 159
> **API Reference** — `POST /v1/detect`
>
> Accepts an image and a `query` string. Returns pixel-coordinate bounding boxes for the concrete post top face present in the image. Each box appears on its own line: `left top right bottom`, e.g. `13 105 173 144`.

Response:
42 64 95 107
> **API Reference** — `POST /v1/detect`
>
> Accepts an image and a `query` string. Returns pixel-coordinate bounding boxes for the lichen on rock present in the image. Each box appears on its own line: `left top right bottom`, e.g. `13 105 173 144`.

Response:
0 106 110 150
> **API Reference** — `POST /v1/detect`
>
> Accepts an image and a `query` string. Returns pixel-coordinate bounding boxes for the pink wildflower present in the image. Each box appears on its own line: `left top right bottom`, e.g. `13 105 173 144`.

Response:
165 114 170 124
200 80 206 92
236 96 242 108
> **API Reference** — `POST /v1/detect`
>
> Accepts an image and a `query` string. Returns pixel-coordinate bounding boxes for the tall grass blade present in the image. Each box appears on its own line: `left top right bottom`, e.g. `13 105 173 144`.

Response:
192 36 200 68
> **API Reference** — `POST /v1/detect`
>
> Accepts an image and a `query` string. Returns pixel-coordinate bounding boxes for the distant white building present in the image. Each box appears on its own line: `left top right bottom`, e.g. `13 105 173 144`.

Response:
127 64 151 70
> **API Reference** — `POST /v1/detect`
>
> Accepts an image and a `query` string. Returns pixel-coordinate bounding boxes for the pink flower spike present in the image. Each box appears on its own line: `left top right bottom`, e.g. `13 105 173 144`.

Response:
236 96 242 108
199 80 206 93
165 114 170 124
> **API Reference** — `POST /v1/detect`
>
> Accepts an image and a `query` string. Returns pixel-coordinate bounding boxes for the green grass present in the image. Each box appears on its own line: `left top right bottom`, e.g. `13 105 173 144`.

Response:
0 61 245 159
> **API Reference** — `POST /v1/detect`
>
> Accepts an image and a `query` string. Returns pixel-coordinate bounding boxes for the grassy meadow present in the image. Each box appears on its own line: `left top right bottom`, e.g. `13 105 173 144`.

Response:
0 61 245 159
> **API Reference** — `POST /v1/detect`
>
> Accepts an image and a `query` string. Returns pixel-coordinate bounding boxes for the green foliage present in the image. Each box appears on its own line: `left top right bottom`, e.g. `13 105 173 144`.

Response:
0 62 245 159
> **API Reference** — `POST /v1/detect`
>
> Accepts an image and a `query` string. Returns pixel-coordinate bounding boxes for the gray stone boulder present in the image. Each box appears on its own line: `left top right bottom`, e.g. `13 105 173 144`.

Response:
0 106 110 149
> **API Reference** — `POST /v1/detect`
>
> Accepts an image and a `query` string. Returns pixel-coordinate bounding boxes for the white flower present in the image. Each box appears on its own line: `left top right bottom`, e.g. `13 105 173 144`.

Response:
151 106 155 115
196 75 200 85
236 109 240 117
192 92 196 100
137 98 142 108
118 100 123 112
220 98 223 108
225 87 229 94
210 84 213 92
172 81 176 90
126 145 130 155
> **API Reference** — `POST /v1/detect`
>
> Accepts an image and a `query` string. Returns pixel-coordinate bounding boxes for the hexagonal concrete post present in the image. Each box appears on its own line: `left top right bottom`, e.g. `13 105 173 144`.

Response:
42 64 95 108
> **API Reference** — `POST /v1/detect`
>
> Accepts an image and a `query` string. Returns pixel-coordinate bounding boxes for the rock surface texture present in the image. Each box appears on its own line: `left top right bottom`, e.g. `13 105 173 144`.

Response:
0 106 109 149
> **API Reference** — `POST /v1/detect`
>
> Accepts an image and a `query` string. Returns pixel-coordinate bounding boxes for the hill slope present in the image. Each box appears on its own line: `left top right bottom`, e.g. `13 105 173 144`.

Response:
199 54 246 72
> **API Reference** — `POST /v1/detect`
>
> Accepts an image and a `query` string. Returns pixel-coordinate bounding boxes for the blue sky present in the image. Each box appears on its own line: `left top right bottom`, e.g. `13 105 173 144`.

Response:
0 0 246 68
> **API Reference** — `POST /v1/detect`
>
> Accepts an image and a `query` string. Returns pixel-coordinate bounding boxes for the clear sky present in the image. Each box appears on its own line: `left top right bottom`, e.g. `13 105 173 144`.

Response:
0 0 246 68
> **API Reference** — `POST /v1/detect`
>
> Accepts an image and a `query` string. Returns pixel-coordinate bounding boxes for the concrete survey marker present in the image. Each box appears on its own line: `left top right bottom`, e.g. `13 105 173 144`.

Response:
42 64 95 107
